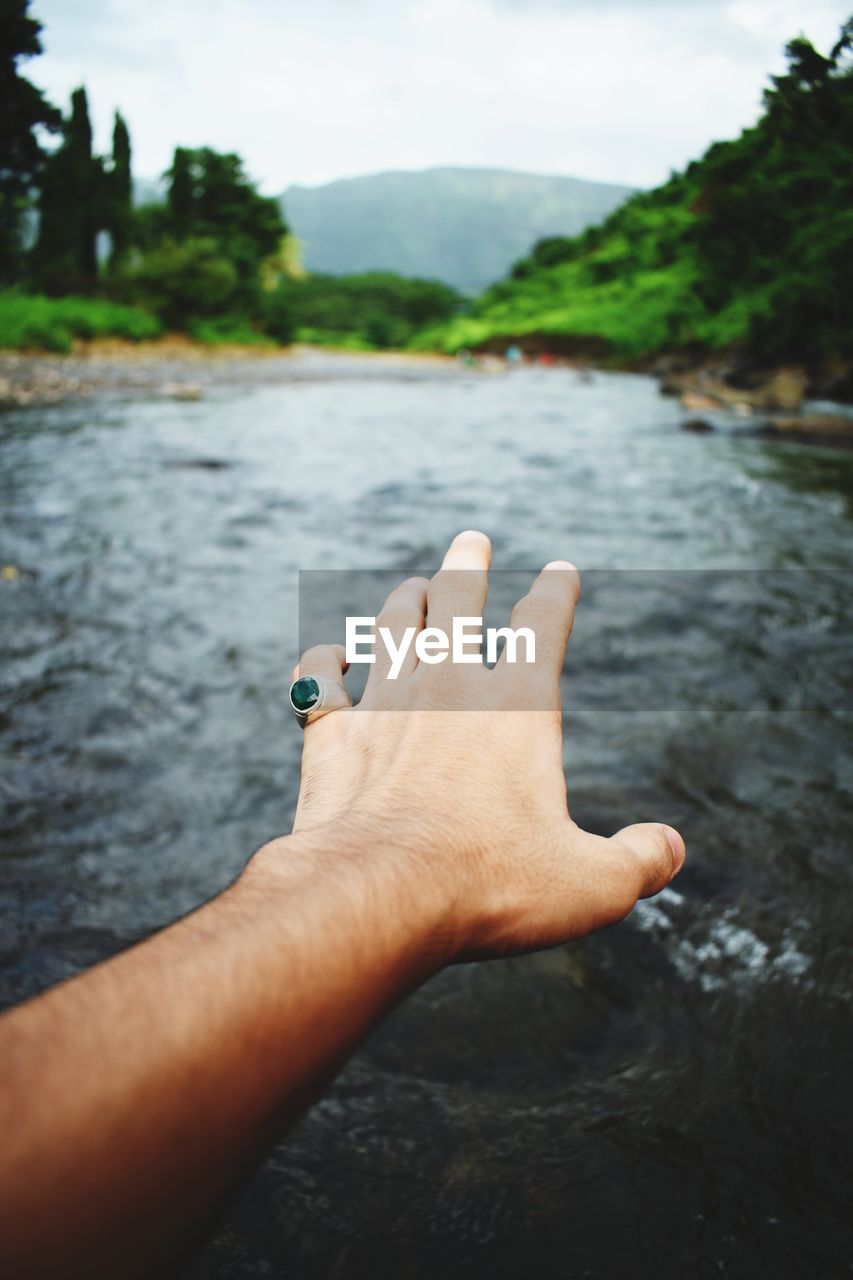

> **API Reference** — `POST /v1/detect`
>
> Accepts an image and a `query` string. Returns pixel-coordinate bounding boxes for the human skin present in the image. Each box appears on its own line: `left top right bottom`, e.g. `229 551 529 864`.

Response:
0 530 685 1278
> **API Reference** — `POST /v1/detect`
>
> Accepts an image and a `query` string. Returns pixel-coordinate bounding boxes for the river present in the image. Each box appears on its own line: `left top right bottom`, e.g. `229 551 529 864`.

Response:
1 353 851 1277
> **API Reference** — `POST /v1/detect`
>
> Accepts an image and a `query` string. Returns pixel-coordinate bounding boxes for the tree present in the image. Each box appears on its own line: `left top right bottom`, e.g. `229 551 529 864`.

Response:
166 147 194 240
688 21 853 355
160 146 287 310
0 0 61 282
107 110 132 267
67 86 98 279
32 86 102 289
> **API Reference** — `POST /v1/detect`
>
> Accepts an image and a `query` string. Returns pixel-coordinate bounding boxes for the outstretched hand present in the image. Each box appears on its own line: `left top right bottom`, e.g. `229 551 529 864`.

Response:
272 529 684 962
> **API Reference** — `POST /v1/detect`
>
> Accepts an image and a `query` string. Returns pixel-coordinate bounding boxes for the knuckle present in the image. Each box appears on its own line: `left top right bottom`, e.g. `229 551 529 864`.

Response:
588 855 640 925
650 826 675 877
513 596 563 636
429 569 485 597
623 830 672 897
421 660 485 707
497 665 556 709
383 577 427 610
300 645 327 667
377 605 419 632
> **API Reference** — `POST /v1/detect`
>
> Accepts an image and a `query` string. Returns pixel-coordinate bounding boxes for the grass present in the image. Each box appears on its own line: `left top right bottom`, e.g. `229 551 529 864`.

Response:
411 244 763 359
294 326 378 351
0 291 163 353
187 315 276 347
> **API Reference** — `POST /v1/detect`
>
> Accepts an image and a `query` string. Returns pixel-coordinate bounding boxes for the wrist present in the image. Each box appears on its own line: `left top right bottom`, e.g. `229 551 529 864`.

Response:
242 819 462 978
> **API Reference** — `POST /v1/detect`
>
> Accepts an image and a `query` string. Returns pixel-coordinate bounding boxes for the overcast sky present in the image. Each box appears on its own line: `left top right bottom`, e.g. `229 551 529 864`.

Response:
29 0 849 194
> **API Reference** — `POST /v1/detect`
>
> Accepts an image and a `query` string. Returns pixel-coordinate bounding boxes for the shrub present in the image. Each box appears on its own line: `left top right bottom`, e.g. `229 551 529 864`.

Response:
0 291 161 352
187 314 274 346
268 272 460 350
116 237 238 327
260 287 296 345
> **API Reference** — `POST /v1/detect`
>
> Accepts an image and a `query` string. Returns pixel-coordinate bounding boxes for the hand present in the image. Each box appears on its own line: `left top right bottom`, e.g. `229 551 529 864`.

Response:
266 530 685 962
0 529 685 1279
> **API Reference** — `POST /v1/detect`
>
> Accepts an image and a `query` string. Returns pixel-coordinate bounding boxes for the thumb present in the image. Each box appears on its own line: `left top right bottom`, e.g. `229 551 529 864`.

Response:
611 822 686 900
564 821 686 937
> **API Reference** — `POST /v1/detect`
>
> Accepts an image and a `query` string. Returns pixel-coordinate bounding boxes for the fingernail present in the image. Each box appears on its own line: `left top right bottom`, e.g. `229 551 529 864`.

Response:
662 825 686 877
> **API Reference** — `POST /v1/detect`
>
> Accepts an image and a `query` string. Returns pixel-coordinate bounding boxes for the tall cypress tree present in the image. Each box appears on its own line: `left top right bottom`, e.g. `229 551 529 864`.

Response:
0 0 61 282
68 86 98 279
167 147 194 240
108 110 132 267
33 85 101 287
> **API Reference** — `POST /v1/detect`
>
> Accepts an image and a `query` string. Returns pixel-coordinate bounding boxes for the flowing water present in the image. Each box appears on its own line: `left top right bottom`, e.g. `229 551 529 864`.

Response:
1 355 851 1278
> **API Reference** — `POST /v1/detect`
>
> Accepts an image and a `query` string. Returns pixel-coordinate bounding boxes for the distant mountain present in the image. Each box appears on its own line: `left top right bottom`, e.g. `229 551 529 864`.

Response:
280 167 634 293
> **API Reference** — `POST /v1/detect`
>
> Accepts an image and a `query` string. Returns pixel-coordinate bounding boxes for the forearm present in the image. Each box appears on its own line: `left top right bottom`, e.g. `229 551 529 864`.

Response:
0 826 448 1279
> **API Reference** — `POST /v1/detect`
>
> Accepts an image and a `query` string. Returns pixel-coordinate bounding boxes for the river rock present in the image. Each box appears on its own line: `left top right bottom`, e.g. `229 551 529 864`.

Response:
765 412 853 438
681 390 722 412
161 382 203 401
754 368 807 411
681 417 714 433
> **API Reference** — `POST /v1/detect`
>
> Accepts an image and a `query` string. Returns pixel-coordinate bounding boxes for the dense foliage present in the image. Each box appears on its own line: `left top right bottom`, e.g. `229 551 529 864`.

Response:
423 23 853 367
0 290 161 351
0 0 60 282
0 4 293 343
265 272 461 348
126 147 287 321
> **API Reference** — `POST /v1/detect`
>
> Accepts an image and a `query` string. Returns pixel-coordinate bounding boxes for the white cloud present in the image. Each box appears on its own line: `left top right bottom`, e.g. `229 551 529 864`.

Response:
30 0 850 192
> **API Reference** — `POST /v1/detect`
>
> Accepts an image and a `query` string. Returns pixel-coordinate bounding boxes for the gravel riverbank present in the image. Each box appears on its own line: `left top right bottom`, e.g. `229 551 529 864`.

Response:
0 340 456 408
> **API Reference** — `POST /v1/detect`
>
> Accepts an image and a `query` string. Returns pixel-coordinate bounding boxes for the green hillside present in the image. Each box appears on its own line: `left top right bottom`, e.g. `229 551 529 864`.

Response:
282 167 634 294
419 26 852 371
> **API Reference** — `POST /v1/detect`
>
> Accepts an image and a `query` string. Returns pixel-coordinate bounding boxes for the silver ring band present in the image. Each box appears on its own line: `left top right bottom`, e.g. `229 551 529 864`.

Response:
289 676 352 726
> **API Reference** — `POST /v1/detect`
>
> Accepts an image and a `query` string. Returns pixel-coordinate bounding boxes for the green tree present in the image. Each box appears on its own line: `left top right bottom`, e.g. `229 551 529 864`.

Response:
107 110 132 267
161 146 287 309
166 146 194 240
33 85 102 289
690 22 853 356
267 270 461 347
0 0 61 282
66 86 98 279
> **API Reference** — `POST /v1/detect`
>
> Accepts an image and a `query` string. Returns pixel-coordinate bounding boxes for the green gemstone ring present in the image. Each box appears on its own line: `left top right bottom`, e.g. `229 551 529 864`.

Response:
289 675 352 726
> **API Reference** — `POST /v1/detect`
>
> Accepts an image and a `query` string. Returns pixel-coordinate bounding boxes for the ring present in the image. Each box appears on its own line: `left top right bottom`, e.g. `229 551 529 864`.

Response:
289 676 352 726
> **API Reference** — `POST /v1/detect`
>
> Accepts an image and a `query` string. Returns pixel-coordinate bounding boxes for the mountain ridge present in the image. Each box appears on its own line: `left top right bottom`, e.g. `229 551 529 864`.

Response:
280 166 634 293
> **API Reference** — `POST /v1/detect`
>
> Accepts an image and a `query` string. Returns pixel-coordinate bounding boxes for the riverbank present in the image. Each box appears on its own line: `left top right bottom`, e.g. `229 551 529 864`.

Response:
0 338 455 408
647 350 853 440
464 334 853 439
2 338 851 442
